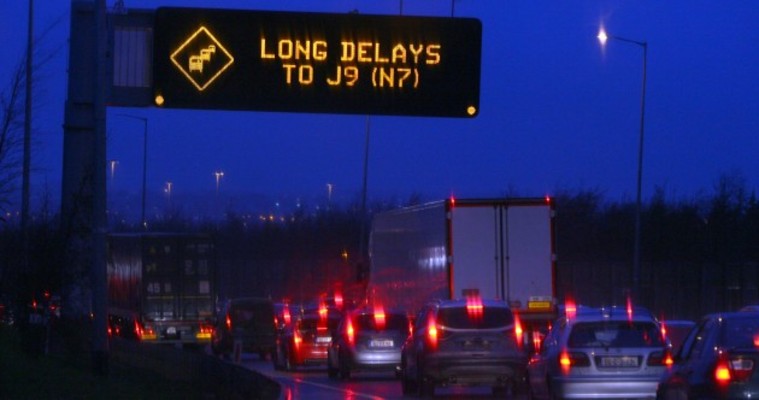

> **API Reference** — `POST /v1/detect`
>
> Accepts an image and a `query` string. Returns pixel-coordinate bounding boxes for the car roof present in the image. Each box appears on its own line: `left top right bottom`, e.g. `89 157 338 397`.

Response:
562 305 658 324
431 298 511 309
703 310 759 320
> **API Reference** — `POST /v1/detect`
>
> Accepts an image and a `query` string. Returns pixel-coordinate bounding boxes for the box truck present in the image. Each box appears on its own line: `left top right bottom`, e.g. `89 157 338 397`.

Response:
106 233 216 345
367 198 556 332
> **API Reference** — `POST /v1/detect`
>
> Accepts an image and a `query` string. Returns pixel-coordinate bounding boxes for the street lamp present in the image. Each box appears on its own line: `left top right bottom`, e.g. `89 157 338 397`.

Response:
108 160 119 182
214 170 224 195
117 114 148 229
598 27 648 301
164 181 173 210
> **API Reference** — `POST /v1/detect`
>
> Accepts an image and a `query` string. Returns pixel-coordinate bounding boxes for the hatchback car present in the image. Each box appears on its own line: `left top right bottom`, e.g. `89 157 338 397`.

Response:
527 305 672 400
657 311 759 399
272 307 342 371
400 297 529 396
211 297 276 359
327 305 411 379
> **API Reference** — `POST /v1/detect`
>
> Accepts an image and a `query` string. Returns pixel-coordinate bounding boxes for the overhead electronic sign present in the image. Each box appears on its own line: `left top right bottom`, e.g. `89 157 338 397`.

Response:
152 7 482 117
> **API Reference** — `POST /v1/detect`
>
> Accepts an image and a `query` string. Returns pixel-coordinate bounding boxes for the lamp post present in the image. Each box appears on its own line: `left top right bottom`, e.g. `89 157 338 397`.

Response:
164 181 172 212
214 170 224 195
598 28 648 301
117 114 148 229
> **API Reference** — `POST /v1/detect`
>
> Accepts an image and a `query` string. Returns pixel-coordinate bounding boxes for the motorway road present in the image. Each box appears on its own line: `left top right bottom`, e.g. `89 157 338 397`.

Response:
238 353 519 399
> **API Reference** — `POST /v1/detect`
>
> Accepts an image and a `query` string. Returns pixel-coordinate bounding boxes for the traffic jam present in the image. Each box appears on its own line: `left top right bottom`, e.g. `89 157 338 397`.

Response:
104 199 759 398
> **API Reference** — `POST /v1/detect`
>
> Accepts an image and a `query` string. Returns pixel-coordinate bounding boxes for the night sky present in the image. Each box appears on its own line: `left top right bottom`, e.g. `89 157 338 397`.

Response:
1 1 758 214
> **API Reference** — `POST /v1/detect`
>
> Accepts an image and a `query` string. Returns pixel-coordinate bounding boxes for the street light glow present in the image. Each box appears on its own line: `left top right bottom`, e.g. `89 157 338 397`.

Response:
597 28 609 45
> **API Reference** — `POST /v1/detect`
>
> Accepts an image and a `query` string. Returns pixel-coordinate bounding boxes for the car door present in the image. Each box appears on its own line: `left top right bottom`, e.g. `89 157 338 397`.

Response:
666 317 717 397
528 320 562 399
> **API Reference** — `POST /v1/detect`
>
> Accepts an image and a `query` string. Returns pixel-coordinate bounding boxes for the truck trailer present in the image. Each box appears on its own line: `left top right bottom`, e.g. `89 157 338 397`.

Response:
106 233 217 345
367 197 556 334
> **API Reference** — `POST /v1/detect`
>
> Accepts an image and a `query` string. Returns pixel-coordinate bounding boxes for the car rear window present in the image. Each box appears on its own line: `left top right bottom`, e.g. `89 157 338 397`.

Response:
437 306 514 329
299 316 341 332
231 303 273 327
722 318 759 348
355 314 409 332
568 321 665 348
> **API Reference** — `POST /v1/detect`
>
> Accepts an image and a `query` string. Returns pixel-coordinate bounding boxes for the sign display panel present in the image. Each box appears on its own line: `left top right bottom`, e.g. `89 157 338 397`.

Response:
153 7 482 117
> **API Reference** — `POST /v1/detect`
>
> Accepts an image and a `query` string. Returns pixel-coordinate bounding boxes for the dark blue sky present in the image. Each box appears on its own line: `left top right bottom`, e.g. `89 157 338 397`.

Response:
2 1 758 211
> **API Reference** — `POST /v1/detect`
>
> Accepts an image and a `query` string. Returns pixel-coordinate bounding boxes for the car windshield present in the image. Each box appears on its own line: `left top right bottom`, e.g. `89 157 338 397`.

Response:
437 306 514 329
568 321 665 348
722 318 759 349
354 313 408 332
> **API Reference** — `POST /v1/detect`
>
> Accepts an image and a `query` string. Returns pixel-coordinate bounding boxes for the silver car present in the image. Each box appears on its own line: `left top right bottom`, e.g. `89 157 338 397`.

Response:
327 306 410 379
400 297 529 397
527 305 672 399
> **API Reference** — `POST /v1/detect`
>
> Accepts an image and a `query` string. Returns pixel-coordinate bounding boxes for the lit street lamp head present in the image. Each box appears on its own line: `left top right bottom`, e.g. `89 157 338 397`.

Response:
597 28 609 45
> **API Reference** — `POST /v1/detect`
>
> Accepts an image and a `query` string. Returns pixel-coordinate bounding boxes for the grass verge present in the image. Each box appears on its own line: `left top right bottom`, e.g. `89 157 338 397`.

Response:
0 325 203 400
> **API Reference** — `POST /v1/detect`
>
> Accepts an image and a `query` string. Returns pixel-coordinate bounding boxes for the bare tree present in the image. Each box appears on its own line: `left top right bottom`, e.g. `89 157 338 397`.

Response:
0 15 63 223
0 59 25 220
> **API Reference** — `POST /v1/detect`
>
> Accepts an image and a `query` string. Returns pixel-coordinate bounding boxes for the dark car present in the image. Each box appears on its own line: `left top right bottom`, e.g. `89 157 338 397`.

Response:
327 305 411 379
211 297 276 359
400 297 528 397
657 311 759 399
527 305 672 400
661 319 696 355
272 306 342 371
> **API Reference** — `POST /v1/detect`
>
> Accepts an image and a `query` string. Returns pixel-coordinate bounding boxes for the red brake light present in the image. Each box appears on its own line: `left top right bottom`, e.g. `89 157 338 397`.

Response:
226 314 232 330
466 295 483 319
334 291 344 309
560 350 590 373
283 306 291 326
715 360 732 383
626 297 634 321
346 317 355 345
648 349 674 366
425 313 439 348
565 299 577 320
715 355 755 383
514 313 524 349
374 306 386 330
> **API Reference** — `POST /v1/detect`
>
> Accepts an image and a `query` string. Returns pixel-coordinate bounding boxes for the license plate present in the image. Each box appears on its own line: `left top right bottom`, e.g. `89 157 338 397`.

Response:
167 327 177 335
370 339 394 348
316 336 331 343
600 356 639 367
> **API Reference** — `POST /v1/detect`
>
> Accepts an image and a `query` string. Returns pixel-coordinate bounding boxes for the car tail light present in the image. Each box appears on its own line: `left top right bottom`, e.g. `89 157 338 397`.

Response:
648 349 674 366
466 295 484 319
346 317 355 345
226 313 232 330
283 306 291 326
135 320 157 341
514 313 524 349
294 329 303 349
626 296 634 321
334 291 344 310
715 355 755 384
427 322 438 348
374 304 386 330
565 299 577 320
560 350 590 373
197 324 213 340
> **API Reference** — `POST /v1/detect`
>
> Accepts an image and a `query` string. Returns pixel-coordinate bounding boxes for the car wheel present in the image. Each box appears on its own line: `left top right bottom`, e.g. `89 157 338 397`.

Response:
327 356 339 379
338 359 351 380
417 364 434 397
400 357 417 395
272 346 282 370
283 345 294 371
